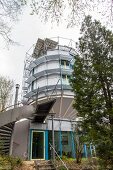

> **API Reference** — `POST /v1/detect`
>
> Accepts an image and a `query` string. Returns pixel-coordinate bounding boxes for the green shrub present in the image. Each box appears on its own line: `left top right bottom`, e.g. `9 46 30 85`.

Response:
58 165 67 170
0 155 22 170
62 155 68 161
7 156 22 170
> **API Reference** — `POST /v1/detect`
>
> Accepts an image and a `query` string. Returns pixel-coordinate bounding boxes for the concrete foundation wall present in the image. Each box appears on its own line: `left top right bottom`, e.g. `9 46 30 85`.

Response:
12 119 30 159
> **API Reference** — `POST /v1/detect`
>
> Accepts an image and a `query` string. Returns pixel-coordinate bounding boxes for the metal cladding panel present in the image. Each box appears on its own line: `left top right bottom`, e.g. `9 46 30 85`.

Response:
62 69 73 75
30 122 47 130
49 96 76 120
25 68 61 84
13 120 30 159
24 85 73 102
34 54 60 66
34 56 46 66
47 119 72 131
47 49 70 56
26 50 73 73
46 54 60 60
26 62 36 72
60 55 72 61
60 120 72 131
25 75 35 84
47 50 60 56
30 119 73 131
46 61 59 70
24 91 36 98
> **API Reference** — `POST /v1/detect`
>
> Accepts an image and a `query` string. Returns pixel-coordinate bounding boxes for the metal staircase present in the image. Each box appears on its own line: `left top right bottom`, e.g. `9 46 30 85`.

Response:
0 104 35 155
0 99 56 155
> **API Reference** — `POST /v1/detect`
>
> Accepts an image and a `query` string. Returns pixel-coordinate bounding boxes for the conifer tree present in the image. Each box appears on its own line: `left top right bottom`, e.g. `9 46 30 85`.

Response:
70 16 113 169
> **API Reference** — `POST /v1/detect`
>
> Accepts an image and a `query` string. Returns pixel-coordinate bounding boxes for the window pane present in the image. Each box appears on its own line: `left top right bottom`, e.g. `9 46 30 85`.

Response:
61 60 70 69
62 131 73 158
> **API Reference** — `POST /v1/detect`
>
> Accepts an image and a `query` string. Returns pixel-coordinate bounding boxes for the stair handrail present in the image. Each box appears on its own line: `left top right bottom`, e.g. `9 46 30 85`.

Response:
49 142 68 170
0 101 24 113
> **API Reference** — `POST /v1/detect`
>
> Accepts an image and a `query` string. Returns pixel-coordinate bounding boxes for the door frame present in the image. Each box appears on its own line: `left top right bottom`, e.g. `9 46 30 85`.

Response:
30 130 45 160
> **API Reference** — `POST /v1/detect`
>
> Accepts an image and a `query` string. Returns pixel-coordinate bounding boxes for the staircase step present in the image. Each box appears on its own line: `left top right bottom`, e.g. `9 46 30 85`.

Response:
35 160 55 170
0 129 12 134
38 168 55 170
35 164 53 166
3 125 13 131
0 135 11 140
0 133 11 137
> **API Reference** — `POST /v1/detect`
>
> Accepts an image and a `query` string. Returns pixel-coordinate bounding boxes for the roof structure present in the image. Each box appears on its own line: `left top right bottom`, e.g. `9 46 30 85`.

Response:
32 38 58 58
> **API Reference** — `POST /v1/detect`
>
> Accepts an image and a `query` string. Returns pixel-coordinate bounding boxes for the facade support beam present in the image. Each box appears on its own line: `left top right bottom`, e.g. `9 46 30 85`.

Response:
51 114 55 161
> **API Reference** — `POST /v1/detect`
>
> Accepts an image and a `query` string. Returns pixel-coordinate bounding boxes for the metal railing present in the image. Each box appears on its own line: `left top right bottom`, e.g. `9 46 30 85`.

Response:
0 102 24 113
49 143 68 170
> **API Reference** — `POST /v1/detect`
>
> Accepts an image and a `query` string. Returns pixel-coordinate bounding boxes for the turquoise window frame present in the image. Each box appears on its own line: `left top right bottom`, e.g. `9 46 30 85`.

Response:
29 129 46 160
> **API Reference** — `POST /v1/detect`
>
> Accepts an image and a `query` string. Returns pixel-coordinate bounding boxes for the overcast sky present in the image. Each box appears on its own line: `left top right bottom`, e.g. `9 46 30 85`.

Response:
0 6 80 93
0 2 112 99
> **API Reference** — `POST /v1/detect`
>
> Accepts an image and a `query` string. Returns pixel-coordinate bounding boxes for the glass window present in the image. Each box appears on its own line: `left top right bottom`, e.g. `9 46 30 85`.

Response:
48 131 60 159
86 144 92 157
70 63 74 69
32 80 38 90
31 81 34 91
31 131 44 159
62 131 73 158
61 60 70 69
32 68 34 75
48 131 73 159
62 75 70 85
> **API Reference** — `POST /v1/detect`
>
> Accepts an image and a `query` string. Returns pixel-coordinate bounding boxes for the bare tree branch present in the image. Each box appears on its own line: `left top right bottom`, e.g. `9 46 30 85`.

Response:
0 76 14 112
29 0 113 27
0 0 26 45
1 0 113 44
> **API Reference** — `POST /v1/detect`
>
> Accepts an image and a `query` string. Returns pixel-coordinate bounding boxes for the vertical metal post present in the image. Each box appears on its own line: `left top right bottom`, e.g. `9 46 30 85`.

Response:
58 36 59 50
59 120 62 157
71 131 76 158
9 84 20 155
51 114 55 161
90 144 92 157
45 130 49 160
71 121 76 158
84 144 87 158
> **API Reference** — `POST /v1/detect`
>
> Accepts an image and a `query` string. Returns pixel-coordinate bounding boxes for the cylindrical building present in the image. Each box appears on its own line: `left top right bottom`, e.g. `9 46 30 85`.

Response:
12 38 93 160
23 38 76 120
0 38 94 160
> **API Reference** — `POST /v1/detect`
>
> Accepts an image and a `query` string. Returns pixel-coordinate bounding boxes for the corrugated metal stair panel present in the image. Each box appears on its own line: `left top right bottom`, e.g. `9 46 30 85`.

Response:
0 122 15 155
